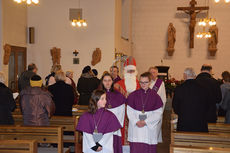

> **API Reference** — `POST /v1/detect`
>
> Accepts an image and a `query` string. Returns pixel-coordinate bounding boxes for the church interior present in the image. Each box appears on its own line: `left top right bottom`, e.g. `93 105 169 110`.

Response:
0 0 230 153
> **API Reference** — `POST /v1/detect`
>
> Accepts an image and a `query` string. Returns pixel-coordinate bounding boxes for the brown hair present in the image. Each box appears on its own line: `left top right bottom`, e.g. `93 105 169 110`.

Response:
222 71 230 82
88 89 106 114
100 73 114 92
140 72 152 81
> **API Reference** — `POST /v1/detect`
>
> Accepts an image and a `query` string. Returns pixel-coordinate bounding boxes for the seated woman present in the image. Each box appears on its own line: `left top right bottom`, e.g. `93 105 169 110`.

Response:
48 70 75 116
76 89 121 153
20 75 55 126
0 71 16 125
127 72 163 153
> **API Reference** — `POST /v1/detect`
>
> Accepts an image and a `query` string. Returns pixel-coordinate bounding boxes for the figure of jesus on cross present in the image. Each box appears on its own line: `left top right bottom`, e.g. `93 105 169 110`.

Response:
177 0 209 48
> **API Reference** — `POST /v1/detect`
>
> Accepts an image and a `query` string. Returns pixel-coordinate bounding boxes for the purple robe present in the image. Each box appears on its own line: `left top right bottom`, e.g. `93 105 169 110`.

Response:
127 88 163 153
106 90 126 153
77 108 121 134
127 88 163 112
106 90 126 109
113 75 121 84
76 108 122 153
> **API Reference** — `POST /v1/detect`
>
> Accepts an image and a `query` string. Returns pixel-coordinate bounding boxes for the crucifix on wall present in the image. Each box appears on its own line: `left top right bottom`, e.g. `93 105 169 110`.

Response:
177 0 209 48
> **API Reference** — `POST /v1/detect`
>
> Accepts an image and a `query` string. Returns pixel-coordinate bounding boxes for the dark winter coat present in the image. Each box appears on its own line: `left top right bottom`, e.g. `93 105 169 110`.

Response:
0 82 16 125
48 81 74 116
196 72 222 123
220 83 230 123
20 86 55 126
172 79 209 132
77 73 100 105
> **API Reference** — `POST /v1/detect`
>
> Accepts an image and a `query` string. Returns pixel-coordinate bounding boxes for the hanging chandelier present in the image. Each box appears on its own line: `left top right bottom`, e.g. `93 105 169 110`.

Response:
214 0 230 3
14 0 39 5
70 0 87 28
196 0 217 39
71 19 87 27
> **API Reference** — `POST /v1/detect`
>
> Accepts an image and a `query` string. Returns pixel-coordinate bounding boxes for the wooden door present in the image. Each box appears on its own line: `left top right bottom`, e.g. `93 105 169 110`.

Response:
8 46 27 92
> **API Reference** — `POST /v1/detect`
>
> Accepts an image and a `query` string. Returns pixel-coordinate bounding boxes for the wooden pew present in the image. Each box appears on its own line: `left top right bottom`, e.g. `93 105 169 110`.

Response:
171 131 230 148
73 105 88 110
13 115 76 144
170 145 230 153
74 116 82 153
171 114 230 135
0 125 70 153
0 140 37 153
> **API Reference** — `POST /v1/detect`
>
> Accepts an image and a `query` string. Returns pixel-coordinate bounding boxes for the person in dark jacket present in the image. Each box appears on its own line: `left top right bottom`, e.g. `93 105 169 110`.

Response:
220 71 230 123
18 63 37 92
48 70 74 116
77 66 100 105
20 75 55 126
196 64 222 123
0 71 16 125
172 68 209 132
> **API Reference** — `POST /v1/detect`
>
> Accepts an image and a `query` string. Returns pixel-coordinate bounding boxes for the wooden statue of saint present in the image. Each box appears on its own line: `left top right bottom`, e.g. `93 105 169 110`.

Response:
208 25 218 56
167 23 176 56
3 44 11 65
91 48 101 66
50 47 61 65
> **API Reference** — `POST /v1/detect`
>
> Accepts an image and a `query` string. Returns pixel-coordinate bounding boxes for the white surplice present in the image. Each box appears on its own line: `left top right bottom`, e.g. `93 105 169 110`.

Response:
127 106 163 145
149 79 166 142
108 104 125 136
83 132 114 153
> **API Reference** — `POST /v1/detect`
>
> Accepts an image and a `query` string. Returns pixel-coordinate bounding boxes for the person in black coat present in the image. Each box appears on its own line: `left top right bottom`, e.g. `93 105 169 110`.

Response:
172 68 209 132
0 72 16 125
48 70 74 116
77 66 100 105
196 64 222 123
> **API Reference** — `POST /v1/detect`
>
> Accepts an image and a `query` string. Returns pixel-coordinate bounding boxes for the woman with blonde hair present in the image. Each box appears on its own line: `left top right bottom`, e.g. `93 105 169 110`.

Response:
48 70 74 116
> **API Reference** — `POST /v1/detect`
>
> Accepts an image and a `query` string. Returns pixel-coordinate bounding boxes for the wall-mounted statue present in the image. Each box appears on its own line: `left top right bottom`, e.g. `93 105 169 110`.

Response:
91 48 101 66
50 47 61 65
167 23 176 56
208 25 218 56
3 44 11 65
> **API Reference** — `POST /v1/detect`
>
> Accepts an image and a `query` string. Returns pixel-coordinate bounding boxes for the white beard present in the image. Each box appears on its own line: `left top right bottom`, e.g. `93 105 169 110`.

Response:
124 73 137 94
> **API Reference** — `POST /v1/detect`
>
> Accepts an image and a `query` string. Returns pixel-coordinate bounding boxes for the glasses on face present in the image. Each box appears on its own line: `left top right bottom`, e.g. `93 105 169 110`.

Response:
140 81 149 84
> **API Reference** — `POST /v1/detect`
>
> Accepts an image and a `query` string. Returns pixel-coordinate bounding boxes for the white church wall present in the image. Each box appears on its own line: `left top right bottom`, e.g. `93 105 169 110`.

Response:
1 0 27 84
27 0 115 82
132 0 230 80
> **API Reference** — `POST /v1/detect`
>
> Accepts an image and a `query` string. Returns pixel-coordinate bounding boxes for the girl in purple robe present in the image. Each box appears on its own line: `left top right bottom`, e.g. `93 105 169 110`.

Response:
77 89 121 153
127 72 163 153
101 73 126 153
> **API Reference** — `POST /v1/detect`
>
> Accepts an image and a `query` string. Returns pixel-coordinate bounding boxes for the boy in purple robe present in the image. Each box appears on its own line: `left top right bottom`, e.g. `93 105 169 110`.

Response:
101 73 126 153
76 89 121 153
127 72 163 153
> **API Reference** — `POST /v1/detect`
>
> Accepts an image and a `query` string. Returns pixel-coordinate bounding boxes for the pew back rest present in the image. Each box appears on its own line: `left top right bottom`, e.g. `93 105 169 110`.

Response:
13 115 75 132
0 126 63 153
170 144 230 153
0 140 37 153
171 132 230 148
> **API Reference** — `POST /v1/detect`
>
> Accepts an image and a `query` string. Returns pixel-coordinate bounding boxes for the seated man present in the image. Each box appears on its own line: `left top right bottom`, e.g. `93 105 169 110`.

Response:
20 75 55 126
172 68 209 132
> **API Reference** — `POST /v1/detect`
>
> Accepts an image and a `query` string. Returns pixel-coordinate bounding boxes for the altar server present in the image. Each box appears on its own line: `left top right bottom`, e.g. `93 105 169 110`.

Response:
76 90 121 153
101 73 126 153
127 72 163 153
